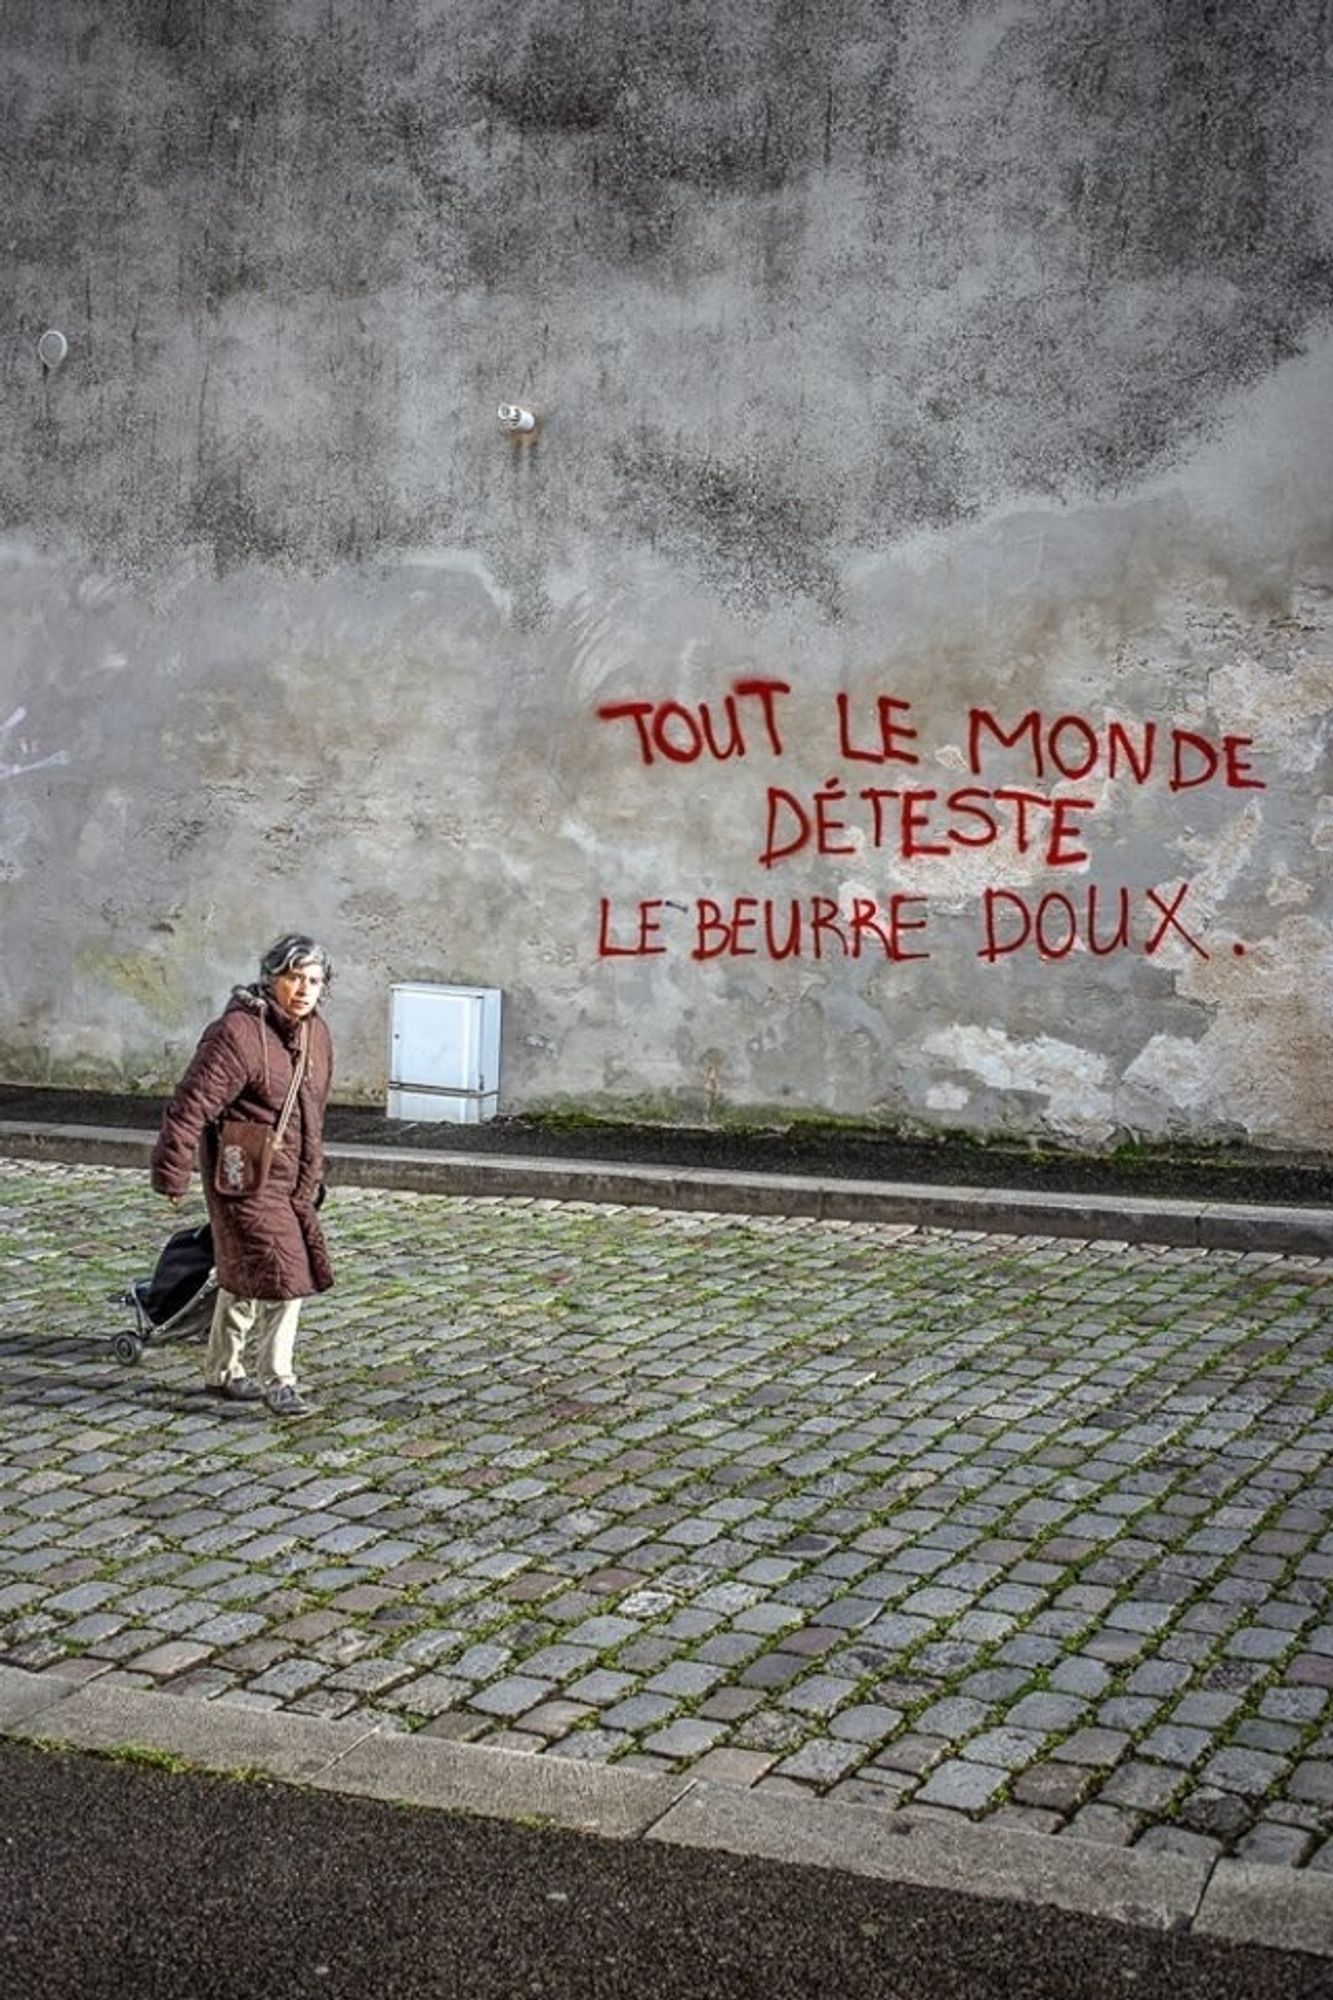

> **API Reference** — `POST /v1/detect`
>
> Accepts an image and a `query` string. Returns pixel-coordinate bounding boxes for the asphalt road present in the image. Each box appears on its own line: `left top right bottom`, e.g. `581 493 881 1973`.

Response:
1 1743 1324 2000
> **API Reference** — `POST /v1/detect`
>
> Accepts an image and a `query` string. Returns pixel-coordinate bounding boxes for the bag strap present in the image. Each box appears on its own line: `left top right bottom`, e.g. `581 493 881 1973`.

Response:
272 1020 309 1151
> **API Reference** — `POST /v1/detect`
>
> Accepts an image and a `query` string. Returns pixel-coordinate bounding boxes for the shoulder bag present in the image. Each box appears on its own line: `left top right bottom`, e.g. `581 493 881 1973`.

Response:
213 1020 309 1198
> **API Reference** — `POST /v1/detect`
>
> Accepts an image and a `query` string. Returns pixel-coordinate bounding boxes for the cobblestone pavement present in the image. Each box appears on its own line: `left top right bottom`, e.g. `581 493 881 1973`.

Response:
2 1159 1332 1871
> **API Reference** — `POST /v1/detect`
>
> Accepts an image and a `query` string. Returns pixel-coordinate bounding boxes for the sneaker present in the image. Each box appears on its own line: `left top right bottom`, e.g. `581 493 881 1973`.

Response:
266 1382 314 1419
204 1376 265 1403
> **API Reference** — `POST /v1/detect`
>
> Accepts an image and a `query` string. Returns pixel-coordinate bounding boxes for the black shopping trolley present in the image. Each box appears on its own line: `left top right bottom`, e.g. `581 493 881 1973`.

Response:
114 1221 217 1366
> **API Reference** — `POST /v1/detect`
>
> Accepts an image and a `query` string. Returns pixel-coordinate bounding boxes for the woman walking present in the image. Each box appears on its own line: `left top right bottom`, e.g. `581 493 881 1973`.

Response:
151 934 335 1418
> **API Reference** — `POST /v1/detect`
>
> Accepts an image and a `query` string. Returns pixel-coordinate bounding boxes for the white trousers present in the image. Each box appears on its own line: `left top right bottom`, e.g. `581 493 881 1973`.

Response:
205 1289 302 1389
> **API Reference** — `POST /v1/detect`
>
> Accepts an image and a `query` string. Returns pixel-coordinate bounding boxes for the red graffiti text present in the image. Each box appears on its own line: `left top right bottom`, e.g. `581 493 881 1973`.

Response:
596 680 792 765
759 782 1094 869
979 883 1210 961
967 708 1265 791
598 895 931 961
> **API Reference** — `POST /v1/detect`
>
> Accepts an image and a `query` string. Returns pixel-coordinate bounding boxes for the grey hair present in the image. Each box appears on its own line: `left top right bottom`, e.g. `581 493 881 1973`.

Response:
259 933 334 994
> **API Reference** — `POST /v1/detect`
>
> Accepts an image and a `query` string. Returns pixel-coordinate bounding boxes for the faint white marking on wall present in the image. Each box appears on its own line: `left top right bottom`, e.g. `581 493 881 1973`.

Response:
1 707 70 783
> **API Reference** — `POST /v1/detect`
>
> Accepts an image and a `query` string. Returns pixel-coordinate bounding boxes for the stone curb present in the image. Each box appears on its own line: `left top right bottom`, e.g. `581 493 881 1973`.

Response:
646 1781 1209 1933
1193 1861 1333 1959
2 1120 1331 1254
4 1668 1331 1956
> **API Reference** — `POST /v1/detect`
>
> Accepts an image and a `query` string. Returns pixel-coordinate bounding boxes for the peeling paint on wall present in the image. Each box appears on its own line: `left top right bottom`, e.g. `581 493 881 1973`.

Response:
921 1024 1116 1147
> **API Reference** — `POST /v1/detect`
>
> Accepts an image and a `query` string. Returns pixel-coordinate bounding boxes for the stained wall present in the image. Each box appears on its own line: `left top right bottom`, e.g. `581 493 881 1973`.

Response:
3 0 1332 1145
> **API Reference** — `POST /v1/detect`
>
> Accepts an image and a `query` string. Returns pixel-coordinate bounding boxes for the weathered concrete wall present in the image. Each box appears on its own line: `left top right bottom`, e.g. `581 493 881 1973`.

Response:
3 0 1332 1146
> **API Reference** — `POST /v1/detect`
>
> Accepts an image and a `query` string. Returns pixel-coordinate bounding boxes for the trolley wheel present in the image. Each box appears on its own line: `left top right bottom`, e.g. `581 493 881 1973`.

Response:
111 1332 145 1367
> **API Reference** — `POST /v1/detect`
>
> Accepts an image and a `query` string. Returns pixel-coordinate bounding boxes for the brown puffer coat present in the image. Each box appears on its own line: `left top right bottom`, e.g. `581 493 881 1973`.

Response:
151 988 334 1301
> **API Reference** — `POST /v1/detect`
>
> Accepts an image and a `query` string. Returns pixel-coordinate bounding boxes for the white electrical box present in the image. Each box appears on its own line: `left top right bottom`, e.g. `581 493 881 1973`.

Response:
387 983 502 1123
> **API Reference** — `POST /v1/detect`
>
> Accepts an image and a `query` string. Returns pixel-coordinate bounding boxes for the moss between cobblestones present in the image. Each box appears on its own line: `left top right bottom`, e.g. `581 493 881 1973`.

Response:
3 1161 1330 1852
